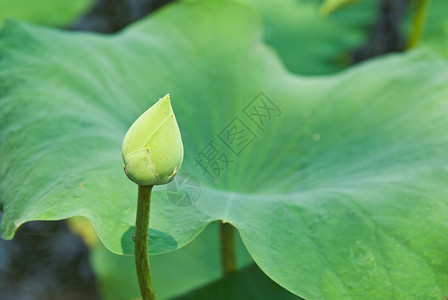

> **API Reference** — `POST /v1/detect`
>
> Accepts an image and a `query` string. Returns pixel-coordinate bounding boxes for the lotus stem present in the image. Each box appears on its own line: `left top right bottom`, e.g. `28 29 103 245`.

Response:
220 221 237 275
135 185 156 300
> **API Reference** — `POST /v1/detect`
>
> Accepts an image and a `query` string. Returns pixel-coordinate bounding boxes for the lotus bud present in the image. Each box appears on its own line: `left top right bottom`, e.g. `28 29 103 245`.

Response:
122 94 183 186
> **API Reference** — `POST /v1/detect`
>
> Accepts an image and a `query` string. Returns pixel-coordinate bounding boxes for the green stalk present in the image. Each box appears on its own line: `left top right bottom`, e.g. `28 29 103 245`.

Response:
220 221 236 275
135 185 156 300
408 0 429 48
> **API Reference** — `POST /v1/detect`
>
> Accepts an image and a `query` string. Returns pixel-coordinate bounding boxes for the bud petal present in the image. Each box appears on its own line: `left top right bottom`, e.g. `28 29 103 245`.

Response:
122 94 183 185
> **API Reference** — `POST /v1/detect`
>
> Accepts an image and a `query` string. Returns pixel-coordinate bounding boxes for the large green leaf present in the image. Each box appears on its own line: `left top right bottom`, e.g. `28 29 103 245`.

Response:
1 0 448 299
0 0 92 27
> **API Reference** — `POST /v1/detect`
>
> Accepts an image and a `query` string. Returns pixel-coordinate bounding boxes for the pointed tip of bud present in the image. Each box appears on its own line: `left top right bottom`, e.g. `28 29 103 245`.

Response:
155 94 172 114
160 93 170 103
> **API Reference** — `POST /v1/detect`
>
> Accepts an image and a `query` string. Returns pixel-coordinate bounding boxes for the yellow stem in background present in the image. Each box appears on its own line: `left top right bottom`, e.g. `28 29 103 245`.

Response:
408 0 429 48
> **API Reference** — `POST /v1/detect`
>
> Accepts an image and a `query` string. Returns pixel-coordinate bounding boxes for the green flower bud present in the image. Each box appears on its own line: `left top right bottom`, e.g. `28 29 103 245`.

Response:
122 94 183 186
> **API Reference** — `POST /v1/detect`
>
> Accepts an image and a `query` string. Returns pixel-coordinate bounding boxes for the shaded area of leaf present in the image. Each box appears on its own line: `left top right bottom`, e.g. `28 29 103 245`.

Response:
120 226 178 253
173 263 302 300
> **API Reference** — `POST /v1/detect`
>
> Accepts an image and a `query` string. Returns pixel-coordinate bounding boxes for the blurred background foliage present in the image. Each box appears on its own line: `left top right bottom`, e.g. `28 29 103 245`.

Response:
0 0 92 27
0 0 447 299
1 0 446 74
